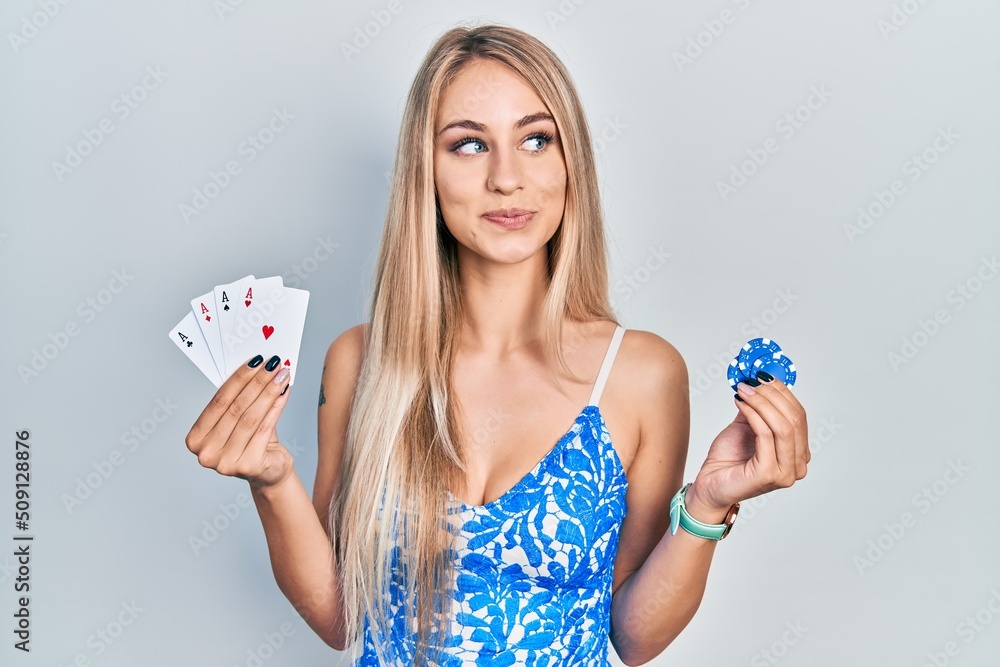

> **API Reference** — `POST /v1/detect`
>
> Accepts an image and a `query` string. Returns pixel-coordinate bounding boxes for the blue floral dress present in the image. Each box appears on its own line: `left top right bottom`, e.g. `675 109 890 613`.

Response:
354 326 629 666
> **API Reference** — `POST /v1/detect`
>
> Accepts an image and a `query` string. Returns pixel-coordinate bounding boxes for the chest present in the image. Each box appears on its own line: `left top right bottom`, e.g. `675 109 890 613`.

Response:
450 359 637 508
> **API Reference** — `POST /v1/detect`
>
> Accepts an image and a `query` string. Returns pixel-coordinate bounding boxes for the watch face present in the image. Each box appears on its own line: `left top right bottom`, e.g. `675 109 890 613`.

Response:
720 502 741 539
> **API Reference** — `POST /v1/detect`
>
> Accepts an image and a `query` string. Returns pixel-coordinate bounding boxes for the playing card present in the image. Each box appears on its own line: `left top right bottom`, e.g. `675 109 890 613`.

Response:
214 274 254 374
225 284 309 385
167 311 224 387
222 276 284 377
190 290 225 377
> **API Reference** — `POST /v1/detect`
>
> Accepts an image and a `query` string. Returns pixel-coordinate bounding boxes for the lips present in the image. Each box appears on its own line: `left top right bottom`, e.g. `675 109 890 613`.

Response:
481 208 535 229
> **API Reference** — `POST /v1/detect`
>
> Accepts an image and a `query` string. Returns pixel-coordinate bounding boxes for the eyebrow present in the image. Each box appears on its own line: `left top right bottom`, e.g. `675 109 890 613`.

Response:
437 112 555 137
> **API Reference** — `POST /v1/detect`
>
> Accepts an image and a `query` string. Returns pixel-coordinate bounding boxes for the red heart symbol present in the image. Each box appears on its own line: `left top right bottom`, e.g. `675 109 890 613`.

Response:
245 300 252 307
262 325 274 340
284 359 290 366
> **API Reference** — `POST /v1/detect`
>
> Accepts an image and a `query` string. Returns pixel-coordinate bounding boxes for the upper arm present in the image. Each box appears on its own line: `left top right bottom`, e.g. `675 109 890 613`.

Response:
611 331 690 597
313 322 368 535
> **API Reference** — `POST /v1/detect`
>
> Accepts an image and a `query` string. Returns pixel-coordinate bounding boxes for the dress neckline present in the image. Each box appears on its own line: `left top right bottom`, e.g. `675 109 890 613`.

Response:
448 404 609 513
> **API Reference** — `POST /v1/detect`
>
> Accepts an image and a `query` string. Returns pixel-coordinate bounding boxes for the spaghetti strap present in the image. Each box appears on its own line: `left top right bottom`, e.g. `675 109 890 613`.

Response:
588 325 626 407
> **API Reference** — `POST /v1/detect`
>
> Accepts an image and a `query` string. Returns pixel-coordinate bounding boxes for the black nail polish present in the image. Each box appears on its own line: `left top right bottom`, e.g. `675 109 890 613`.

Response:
757 370 774 383
746 376 761 387
248 354 264 368
280 385 289 396
265 355 282 372
735 393 745 403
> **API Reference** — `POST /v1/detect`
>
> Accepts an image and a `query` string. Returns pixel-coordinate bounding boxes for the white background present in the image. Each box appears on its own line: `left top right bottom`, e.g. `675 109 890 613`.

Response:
2 1 998 665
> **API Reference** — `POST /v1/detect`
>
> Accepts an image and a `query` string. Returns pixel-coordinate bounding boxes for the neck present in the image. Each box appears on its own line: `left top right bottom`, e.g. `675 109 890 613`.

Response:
455 245 550 357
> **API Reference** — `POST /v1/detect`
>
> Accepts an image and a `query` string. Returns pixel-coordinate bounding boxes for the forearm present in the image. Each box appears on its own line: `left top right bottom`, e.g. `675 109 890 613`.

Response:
609 487 730 665
251 471 347 649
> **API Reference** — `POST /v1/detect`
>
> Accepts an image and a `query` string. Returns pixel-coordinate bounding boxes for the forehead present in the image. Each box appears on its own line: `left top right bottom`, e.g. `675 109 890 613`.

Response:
436 59 548 125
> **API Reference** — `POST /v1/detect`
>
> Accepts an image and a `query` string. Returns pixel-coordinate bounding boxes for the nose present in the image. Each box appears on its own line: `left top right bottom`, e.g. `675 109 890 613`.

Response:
486 143 523 194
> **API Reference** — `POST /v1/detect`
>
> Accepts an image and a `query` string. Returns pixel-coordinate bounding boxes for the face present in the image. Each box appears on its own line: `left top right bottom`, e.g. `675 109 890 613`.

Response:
433 59 567 266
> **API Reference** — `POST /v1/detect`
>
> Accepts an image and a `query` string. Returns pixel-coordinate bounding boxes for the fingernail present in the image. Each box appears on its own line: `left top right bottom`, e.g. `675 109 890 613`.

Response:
273 368 289 385
248 354 264 368
280 384 289 396
734 393 745 403
737 382 756 396
746 376 761 387
757 370 774 383
265 355 282 372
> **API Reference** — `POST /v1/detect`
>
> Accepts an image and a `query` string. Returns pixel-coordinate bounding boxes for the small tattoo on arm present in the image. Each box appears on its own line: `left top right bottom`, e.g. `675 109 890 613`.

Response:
319 364 327 407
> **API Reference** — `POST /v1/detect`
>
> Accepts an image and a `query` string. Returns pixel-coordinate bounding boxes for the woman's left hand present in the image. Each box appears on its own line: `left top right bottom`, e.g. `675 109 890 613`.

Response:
686 376 810 517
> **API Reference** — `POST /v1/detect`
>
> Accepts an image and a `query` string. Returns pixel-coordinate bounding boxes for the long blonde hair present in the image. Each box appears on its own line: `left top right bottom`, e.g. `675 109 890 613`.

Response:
329 22 618 665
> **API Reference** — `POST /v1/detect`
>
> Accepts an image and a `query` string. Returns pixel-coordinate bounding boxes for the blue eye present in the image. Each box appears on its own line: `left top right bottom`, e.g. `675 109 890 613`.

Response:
523 132 554 151
450 136 486 155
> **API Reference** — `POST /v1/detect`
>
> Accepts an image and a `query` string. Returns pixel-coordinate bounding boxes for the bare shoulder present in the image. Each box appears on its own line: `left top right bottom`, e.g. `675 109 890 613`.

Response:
584 324 688 475
321 321 369 382
613 328 689 415
313 322 370 530
616 327 688 448
611 329 689 471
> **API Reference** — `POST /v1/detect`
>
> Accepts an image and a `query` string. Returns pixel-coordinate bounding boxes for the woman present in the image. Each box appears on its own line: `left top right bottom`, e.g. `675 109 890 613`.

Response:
184 23 809 666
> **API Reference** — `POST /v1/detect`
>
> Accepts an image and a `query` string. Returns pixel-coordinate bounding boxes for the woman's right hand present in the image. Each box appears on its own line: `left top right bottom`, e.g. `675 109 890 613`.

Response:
185 354 295 488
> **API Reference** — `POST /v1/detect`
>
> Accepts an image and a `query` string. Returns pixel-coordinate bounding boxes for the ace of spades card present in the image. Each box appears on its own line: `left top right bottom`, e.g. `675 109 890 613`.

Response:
214 274 254 373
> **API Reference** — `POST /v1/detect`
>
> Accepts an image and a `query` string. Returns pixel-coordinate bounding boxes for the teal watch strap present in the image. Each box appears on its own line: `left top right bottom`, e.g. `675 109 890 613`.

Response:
669 482 740 541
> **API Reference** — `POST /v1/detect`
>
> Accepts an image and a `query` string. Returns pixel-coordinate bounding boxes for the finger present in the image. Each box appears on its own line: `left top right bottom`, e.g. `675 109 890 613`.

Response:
210 360 290 472
215 365 292 475
757 372 805 412
732 408 750 425
733 394 778 474
754 375 810 474
186 354 267 455
736 382 798 485
230 382 292 480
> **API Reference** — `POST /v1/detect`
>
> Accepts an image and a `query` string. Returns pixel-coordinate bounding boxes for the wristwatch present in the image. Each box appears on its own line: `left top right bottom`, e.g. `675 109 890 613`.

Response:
669 482 740 540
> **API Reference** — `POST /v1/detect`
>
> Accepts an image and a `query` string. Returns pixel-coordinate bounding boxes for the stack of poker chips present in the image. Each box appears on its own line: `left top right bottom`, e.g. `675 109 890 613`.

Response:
728 338 797 392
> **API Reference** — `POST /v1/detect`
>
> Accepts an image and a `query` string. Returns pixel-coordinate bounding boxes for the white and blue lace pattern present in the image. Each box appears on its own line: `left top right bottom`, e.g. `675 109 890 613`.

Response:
353 403 629 666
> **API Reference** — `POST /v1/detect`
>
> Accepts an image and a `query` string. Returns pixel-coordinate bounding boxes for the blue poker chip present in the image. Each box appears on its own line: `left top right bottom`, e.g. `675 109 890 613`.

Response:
738 338 782 379
752 352 797 387
728 357 748 391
